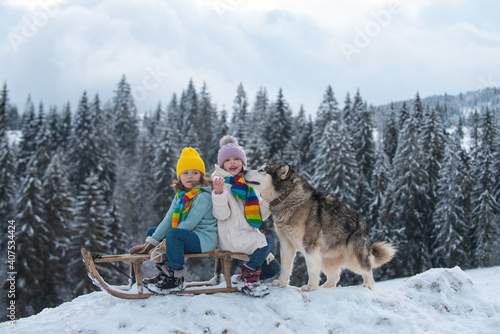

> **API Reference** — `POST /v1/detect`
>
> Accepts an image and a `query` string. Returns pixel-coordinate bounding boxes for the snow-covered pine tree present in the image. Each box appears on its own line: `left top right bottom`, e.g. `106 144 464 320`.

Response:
264 88 293 161
250 87 269 137
33 116 52 178
0 84 17 289
312 120 357 209
113 75 139 159
152 107 180 221
313 85 340 138
71 174 114 296
91 94 116 205
382 102 398 164
213 106 229 153
388 108 430 276
432 133 469 268
122 136 157 242
178 79 199 148
353 103 376 184
68 91 98 194
294 105 313 175
468 109 481 161
369 146 393 280
58 102 72 153
398 102 409 130
143 102 163 139
492 114 500 221
244 87 270 168
0 83 16 220
47 106 61 152
281 140 300 169
8 107 20 130
420 105 447 252
308 86 340 174
0 140 15 218
198 82 218 162
354 172 373 220
2 83 20 131
107 202 127 255
16 96 37 179
245 131 270 169
369 145 392 232
15 159 48 317
230 83 249 147
346 89 363 132
413 92 424 129
470 107 499 267
41 152 74 306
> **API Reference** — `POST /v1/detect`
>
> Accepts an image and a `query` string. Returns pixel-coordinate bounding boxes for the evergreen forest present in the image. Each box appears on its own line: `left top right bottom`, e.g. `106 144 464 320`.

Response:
1 77 499 318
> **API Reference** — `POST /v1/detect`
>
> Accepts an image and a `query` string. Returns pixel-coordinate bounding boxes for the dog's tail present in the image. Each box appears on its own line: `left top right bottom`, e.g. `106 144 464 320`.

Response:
371 242 397 268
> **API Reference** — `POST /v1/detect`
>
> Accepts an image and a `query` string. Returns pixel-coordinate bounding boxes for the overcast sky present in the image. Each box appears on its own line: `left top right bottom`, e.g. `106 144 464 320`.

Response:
2 0 500 117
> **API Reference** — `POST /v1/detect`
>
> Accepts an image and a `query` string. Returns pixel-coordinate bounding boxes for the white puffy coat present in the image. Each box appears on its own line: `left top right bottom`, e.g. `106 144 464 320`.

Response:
211 165 271 255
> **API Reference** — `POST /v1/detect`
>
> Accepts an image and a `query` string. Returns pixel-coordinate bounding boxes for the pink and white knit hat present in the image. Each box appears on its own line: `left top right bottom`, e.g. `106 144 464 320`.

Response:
218 135 247 167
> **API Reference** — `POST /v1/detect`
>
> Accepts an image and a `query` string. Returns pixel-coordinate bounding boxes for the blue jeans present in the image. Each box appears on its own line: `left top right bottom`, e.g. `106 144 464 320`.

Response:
246 236 281 281
146 227 201 271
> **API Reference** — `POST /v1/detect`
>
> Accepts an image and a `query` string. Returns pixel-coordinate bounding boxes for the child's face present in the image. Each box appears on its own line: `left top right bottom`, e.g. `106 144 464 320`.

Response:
179 169 203 189
223 157 243 177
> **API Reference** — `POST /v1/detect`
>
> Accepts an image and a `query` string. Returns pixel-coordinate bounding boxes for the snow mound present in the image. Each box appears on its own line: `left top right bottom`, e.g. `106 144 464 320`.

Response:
2 267 500 334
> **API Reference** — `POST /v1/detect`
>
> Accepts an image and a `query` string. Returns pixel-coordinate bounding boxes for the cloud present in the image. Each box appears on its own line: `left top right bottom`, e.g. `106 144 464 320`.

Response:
1 0 500 117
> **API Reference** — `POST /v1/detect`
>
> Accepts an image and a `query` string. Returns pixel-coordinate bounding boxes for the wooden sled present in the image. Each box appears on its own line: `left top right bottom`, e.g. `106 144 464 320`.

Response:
81 248 249 299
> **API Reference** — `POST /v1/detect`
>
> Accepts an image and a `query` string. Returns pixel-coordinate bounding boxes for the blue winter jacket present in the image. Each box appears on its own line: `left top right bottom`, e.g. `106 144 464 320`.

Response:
151 186 218 253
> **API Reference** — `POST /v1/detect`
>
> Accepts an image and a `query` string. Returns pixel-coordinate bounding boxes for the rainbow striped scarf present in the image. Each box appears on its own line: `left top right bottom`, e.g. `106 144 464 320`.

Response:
225 177 262 228
172 188 204 228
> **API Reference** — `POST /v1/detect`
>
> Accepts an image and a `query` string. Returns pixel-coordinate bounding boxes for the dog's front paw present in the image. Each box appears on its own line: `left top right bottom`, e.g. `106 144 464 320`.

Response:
272 280 287 287
300 284 318 292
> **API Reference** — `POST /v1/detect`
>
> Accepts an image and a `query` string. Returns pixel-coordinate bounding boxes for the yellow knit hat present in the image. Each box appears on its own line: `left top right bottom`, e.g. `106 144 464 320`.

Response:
176 147 205 178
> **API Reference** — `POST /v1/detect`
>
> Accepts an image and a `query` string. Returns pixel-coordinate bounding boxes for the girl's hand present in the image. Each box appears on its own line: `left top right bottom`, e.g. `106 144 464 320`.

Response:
213 177 224 194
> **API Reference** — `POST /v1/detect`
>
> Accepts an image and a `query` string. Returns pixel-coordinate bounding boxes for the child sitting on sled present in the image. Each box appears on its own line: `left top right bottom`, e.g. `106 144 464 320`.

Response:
130 147 218 293
211 135 280 296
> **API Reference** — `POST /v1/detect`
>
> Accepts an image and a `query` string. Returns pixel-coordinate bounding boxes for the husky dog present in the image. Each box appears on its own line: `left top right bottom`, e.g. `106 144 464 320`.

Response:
244 164 396 291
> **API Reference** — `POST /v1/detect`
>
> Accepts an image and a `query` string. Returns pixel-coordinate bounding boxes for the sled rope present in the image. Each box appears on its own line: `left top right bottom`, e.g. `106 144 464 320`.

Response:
93 254 133 280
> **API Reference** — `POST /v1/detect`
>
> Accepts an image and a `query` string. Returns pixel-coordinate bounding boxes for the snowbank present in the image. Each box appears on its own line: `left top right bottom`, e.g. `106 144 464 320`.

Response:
2 266 500 333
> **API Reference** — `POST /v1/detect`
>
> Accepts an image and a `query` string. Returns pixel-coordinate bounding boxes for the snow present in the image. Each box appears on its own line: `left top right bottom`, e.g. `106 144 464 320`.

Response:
2 266 500 333
7 130 22 146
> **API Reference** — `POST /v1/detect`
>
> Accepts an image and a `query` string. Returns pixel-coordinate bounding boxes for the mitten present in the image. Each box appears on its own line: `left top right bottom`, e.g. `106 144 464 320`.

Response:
150 239 167 263
129 236 159 254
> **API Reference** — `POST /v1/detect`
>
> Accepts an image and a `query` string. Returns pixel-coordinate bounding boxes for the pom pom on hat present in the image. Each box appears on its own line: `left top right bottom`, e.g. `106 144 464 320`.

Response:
218 135 247 167
177 147 205 178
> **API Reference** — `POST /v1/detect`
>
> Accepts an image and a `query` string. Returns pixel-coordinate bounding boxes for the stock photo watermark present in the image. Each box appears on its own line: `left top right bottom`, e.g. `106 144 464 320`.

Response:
212 0 243 19
6 220 17 325
339 1 402 63
7 0 65 53
476 74 500 90
131 65 169 102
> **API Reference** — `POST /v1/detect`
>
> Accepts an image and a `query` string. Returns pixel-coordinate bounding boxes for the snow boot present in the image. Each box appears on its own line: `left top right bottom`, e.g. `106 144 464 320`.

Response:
143 271 167 286
236 265 269 297
144 266 185 294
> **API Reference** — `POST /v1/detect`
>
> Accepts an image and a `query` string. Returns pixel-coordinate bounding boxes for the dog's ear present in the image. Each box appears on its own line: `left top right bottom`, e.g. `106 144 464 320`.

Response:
279 165 292 180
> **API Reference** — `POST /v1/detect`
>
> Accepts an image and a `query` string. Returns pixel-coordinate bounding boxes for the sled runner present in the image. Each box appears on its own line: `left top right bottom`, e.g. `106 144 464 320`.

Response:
81 248 249 299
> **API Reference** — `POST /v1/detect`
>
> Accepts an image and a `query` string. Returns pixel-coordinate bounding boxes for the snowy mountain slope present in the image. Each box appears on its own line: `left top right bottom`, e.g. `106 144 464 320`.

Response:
2 266 500 334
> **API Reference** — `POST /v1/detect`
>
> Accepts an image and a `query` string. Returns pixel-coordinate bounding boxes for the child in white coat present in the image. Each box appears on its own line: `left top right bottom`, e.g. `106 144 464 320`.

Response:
211 135 280 296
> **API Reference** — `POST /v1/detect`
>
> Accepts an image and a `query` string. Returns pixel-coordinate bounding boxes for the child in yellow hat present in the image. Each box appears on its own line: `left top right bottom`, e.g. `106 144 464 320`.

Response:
130 147 217 293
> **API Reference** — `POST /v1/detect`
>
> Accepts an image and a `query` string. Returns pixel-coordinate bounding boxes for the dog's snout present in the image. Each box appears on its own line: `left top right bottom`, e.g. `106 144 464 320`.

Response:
243 170 248 175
